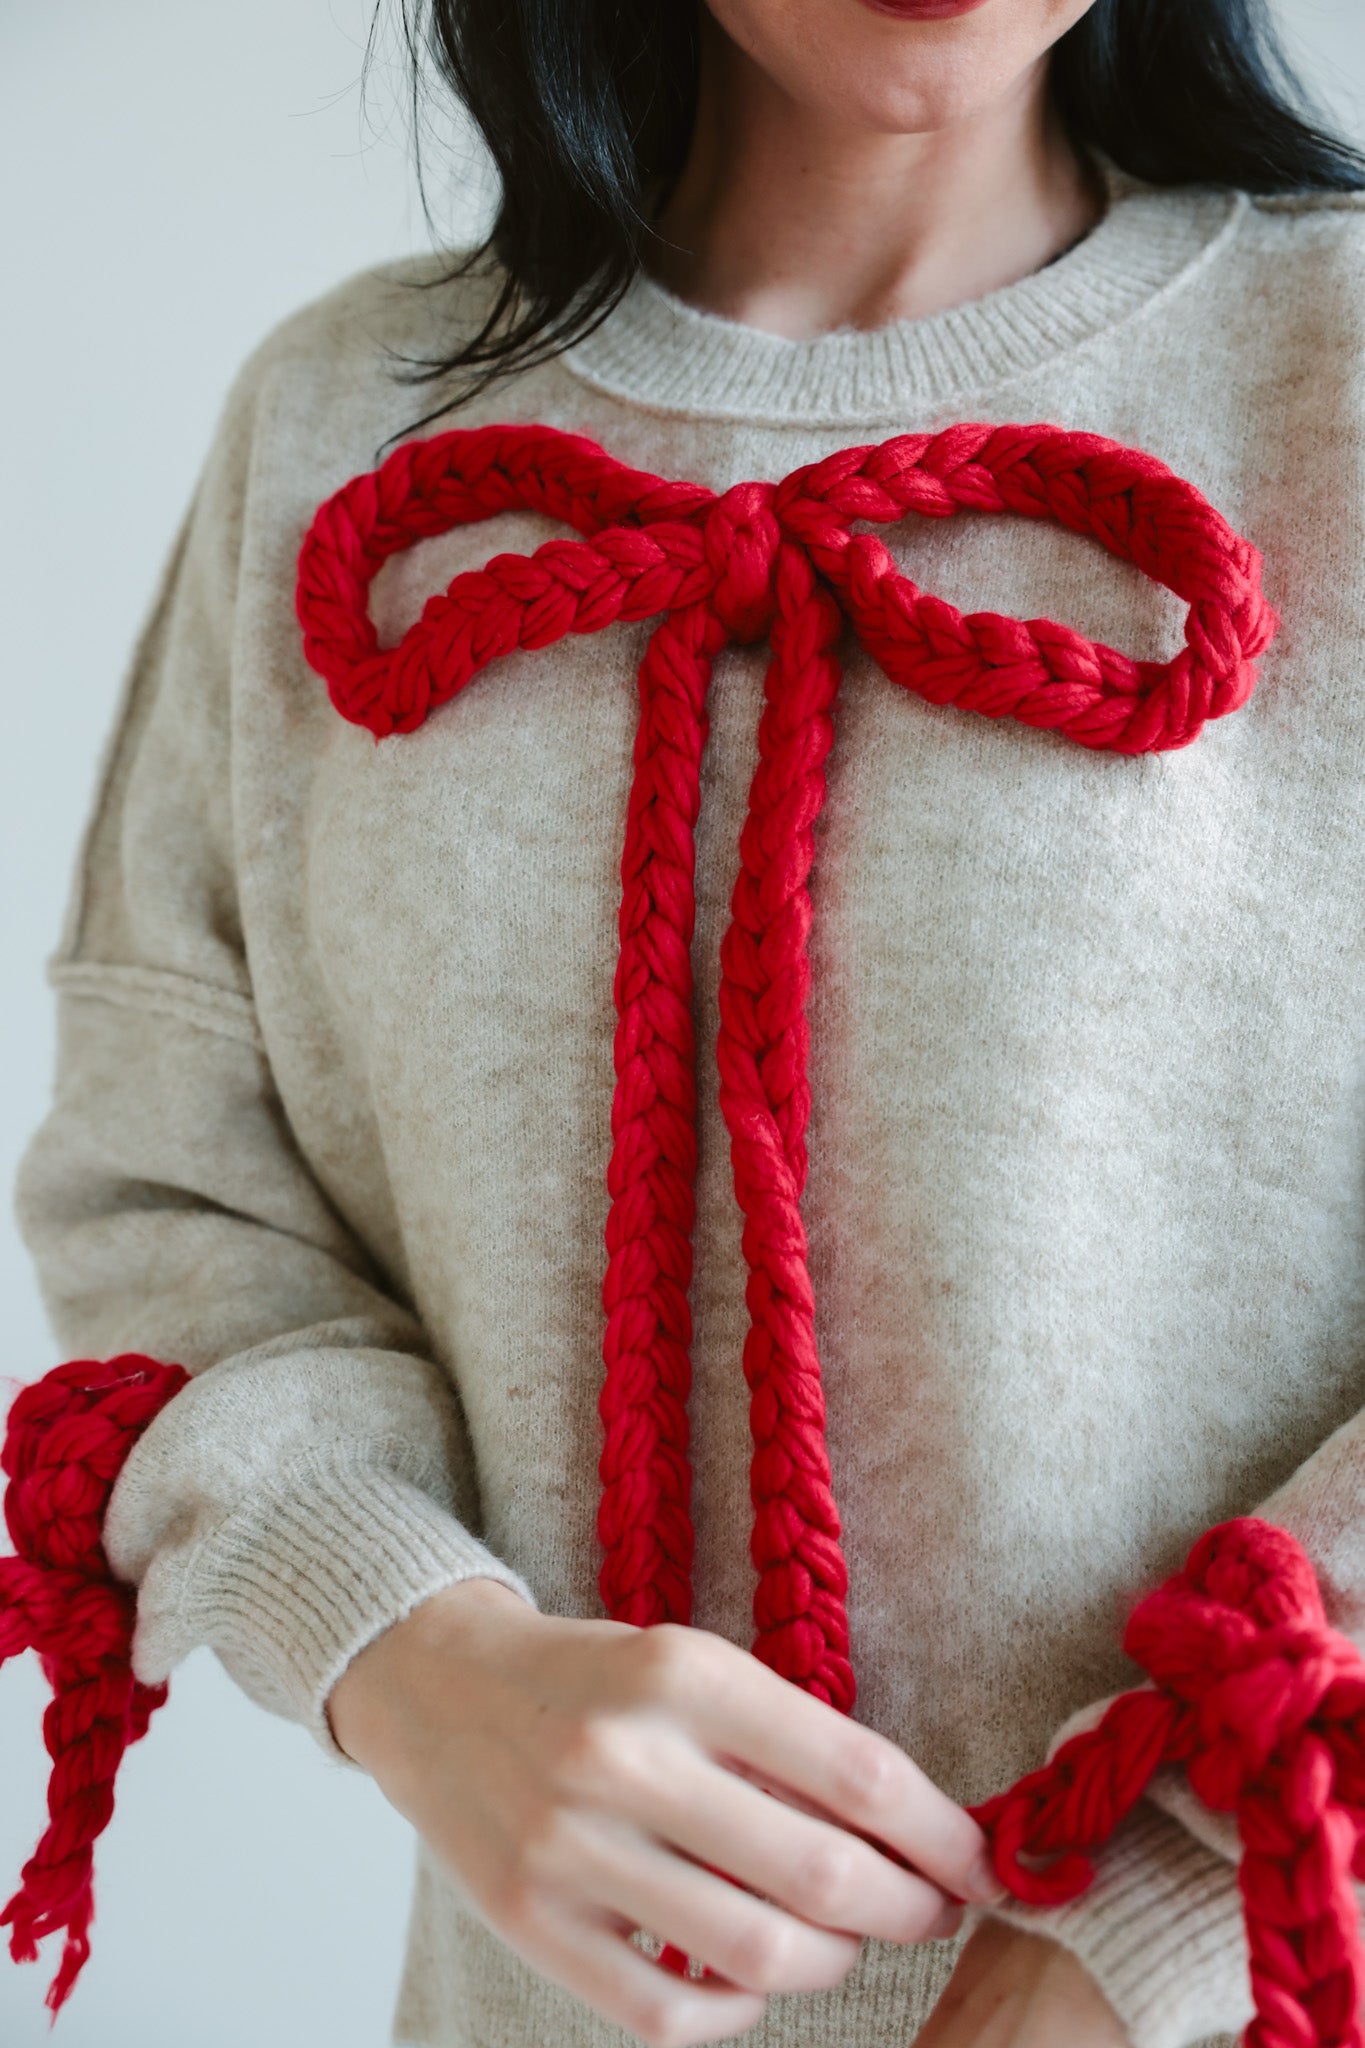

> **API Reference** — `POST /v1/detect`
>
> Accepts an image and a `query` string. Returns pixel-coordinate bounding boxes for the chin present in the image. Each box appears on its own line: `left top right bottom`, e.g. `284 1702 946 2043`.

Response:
708 0 1093 135
774 54 1030 138
821 70 1010 135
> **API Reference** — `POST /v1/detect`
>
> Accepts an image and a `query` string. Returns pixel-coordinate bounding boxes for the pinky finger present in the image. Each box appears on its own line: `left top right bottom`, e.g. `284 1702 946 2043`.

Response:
526 1905 768 2048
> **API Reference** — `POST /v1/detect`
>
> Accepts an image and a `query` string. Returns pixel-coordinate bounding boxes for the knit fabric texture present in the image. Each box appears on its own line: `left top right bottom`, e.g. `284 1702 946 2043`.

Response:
15 158 1365 2048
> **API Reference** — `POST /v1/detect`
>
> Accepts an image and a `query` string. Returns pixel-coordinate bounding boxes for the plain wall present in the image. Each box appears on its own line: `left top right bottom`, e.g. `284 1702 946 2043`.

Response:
2 5 1364 2043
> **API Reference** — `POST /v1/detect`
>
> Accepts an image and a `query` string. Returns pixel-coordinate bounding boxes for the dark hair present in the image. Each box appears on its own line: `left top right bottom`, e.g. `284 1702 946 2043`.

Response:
379 0 1365 428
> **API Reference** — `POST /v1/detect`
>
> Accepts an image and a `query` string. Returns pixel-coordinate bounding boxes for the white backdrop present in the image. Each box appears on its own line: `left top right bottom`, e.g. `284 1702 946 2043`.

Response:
2 5 1363 2044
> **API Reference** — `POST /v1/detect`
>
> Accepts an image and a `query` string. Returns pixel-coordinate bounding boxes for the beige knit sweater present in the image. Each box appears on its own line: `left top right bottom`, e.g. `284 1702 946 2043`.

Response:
18 158 1365 2048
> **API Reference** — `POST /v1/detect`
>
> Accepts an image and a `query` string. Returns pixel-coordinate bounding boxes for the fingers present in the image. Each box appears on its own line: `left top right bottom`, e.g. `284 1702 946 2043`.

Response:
574 1818 865 1994
519 1902 768 2048
672 1634 999 1902
637 1744 964 1945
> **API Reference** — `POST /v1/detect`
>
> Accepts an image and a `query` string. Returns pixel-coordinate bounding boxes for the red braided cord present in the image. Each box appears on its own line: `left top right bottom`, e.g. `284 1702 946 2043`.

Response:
0 1355 188 2012
598 600 729 1628
715 529 854 1709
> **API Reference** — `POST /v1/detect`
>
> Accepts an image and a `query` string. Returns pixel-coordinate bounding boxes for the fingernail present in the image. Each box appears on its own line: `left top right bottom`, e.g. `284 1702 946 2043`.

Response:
929 1902 965 1940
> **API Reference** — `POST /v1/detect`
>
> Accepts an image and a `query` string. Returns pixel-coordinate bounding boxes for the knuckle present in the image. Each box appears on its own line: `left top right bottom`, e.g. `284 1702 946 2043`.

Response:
552 1710 659 1812
605 1722 660 1807
520 1803 578 1879
789 1837 859 1924
830 1733 897 1819
491 1805 582 1911
622 1987 688 2048
724 1915 793 1993
625 1623 705 1705
547 1710 619 1793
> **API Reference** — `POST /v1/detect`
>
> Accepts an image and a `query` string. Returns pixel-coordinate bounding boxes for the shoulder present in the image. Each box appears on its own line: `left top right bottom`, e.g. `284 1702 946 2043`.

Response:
176 246 519 559
246 247 496 376
1209 186 1365 357
210 246 507 460
1234 185 1365 263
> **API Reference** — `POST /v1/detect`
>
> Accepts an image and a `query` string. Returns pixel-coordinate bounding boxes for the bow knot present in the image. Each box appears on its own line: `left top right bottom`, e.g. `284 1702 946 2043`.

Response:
1121 1521 1365 1816
704 479 781 642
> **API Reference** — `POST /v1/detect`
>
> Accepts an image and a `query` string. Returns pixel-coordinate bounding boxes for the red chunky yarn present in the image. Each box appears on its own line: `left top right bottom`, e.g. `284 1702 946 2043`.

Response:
296 418 1277 1707
974 1518 1365 2048
4 421 1324 2032
0 1355 187 2012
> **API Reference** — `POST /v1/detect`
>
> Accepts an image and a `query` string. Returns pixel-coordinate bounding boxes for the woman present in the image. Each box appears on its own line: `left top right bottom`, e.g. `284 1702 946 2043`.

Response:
15 1 1365 2044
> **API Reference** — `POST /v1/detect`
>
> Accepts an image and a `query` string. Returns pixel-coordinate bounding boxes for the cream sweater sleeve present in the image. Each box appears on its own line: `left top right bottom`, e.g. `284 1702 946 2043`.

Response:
13 357 534 1763
981 1422 1365 2048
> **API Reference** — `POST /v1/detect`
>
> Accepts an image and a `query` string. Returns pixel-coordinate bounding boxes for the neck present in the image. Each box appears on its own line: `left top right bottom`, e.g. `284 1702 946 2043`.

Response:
646 22 1105 339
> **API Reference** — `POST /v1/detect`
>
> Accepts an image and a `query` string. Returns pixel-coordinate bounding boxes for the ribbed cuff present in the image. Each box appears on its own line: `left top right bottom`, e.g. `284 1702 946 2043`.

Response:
142 1454 537 1763
981 1801 1254 2048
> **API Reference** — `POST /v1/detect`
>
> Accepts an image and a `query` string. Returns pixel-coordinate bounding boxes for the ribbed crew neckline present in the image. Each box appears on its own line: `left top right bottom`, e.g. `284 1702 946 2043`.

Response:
561 164 1246 425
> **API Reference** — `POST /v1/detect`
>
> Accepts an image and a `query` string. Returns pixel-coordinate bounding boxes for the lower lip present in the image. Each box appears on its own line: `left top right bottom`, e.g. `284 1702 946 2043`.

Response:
857 0 992 18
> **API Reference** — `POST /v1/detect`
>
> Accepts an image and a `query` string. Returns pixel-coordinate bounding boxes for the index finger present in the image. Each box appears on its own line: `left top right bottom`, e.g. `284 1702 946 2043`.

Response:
684 1641 1003 1905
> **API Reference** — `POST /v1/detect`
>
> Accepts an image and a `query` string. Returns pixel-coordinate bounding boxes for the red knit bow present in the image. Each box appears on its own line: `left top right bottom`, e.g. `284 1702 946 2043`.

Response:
296 418 1277 1709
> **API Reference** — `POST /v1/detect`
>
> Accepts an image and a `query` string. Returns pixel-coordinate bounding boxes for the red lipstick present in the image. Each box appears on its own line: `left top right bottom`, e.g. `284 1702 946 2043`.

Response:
857 0 992 19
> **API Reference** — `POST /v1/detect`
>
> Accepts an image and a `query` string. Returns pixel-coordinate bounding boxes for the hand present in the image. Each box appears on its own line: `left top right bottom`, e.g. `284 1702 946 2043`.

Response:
914 1918 1130 2048
328 1579 1003 2048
